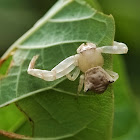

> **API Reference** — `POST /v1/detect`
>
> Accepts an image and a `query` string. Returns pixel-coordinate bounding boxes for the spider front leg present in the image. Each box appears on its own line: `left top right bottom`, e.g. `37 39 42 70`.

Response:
27 55 78 81
98 41 128 54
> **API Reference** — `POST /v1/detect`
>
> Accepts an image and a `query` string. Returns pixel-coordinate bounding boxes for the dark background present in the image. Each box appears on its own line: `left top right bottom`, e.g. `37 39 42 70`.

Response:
0 0 139 95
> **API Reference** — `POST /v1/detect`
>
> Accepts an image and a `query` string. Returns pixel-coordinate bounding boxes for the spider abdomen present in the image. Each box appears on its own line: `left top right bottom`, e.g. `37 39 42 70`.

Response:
84 66 113 93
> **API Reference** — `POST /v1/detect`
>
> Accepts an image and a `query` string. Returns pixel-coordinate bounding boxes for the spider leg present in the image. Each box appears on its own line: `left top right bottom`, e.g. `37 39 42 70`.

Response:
98 41 128 54
77 74 85 95
97 67 118 82
106 70 119 82
27 55 78 81
66 67 80 81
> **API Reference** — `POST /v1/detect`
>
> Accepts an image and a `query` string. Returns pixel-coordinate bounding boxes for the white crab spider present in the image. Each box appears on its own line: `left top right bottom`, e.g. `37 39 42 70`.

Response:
27 41 128 94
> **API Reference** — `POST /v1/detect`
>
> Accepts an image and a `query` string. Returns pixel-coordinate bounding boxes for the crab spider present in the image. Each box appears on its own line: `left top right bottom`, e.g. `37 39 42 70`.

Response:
27 41 128 94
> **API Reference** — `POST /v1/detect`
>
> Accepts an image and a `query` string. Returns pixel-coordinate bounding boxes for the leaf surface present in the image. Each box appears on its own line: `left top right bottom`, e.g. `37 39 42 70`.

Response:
0 104 32 137
0 0 115 139
0 0 114 108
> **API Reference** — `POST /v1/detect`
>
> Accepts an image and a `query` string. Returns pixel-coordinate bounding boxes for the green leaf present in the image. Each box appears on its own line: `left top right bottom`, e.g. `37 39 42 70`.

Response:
0 56 12 76
17 89 114 139
0 0 115 139
0 0 114 108
0 104 32 136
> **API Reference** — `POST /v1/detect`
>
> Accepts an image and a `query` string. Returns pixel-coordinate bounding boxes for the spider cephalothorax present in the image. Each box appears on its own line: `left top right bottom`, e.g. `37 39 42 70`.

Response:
28 41 128 94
